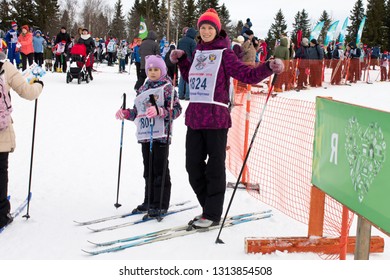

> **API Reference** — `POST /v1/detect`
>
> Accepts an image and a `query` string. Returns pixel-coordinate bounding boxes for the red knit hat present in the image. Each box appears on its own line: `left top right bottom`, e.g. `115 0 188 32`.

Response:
11 22 17 28
22 25 29 31
197 8 221 33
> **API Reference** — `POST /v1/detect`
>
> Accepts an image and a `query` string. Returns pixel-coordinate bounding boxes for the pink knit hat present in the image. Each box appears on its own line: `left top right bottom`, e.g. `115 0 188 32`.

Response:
145 55 167 78
197 8 221 33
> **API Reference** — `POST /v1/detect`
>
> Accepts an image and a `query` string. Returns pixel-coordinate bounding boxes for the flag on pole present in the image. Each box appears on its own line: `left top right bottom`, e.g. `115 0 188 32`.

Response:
310 21 325 41
356 16 366 46
338 17 348 44
138 16 148 40
324 20 339 46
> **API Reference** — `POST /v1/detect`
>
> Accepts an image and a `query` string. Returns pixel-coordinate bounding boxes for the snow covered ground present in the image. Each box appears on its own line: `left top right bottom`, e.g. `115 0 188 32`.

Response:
0 62 389 278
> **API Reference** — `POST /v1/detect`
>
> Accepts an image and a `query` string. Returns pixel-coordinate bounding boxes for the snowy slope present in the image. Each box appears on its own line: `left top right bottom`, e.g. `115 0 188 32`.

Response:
0 62 389 262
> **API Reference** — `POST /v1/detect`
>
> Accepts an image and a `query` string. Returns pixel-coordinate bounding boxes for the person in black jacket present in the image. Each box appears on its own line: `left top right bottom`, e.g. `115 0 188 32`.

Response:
164 44 178 81
54 27 71 72
294 38 310 90
307 39 324 87
347 41 361 83
134 31 160 90
77 28 96 80
331 43 344 85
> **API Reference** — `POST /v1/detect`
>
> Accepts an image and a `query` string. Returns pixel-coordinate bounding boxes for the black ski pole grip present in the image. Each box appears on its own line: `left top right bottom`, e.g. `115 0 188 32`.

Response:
149 94 159 116
122 93 126 109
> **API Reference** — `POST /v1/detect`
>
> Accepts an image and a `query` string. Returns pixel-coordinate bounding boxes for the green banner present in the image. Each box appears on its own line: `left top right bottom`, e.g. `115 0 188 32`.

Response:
312 97 389 234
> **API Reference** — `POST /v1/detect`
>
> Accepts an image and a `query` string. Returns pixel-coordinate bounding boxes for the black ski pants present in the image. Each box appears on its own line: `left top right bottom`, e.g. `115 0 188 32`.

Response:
0 153 10 224
134 69 147 91
141 141 171 210
185 128 228 222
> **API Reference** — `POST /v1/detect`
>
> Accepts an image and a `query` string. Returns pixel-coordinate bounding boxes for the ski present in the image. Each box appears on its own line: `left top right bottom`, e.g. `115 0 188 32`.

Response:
0 192 32 234
82 211 273 255
88 210 272 247
74 200 191 226
226 182 260 191
87 204 198 233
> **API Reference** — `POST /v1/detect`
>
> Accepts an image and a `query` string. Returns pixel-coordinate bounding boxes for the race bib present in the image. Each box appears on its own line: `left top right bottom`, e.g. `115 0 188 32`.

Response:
134 87 166 141
188 49 228 108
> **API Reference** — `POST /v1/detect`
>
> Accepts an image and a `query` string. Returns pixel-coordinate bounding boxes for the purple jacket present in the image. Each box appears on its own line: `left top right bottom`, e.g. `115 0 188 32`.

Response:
178 32 273 130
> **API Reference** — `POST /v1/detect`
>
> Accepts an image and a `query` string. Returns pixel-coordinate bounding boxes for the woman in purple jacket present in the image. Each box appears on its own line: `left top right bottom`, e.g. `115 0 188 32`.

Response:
170 9 284 229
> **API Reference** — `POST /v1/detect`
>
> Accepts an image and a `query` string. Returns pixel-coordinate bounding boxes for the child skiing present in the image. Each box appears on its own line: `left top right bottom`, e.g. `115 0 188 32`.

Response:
115 55 182 217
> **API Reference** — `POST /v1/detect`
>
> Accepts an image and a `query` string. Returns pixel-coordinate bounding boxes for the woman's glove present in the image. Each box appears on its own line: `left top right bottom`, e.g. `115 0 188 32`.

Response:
115 109 130 120
269 58 285 74
146 106 165 118
169 50 185 64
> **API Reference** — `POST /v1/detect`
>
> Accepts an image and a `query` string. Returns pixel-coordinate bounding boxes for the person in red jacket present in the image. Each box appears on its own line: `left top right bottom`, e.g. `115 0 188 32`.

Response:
18 25 34 71
169 8 284 229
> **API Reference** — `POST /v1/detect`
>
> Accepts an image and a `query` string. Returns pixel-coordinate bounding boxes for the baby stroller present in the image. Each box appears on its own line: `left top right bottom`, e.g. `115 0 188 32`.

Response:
66 43 91 84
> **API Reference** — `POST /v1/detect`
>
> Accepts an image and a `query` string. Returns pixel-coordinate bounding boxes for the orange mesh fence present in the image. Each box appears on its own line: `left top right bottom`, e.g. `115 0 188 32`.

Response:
226 90 354 239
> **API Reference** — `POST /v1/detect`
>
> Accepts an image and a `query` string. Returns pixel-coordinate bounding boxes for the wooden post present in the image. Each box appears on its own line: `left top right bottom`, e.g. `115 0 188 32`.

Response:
339 205 350 260
308 186 325 236
354 216 372 260
242 86 251 184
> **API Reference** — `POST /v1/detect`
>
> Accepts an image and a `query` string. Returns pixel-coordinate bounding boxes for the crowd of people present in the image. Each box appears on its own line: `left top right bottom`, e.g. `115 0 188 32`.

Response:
1 9 389 231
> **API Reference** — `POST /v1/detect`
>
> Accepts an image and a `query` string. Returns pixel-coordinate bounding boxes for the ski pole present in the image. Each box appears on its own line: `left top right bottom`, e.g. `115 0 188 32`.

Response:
215 74 278 244
146 94 159 215
23 98 38 220
157 73 177 222
114 93 126 208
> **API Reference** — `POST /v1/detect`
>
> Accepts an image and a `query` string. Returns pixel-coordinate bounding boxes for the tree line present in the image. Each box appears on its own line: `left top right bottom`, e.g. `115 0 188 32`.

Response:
0 0 389 51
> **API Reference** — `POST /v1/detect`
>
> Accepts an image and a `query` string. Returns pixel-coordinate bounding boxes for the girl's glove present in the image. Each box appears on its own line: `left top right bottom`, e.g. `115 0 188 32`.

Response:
269 58 285 74
115 109 130 120
146 106 165 118
169 50 185 64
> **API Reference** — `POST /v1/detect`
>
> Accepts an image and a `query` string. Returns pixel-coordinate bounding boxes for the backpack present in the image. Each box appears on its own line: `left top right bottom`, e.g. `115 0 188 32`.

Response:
0 67 12 131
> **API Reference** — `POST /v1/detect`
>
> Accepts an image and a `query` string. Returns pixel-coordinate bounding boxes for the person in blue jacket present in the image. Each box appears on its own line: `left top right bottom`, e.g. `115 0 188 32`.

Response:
4 22 21 68
33 30 46 66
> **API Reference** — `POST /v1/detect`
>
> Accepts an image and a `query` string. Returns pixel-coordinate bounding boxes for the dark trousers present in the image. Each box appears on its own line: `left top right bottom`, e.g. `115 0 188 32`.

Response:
34 52 44 66
348 59 360 82
297 67 308 87
54 54 67 72
134 69 147 90
331 59 342 84
0 153 10 222
135 62 141 81
141 142 171 210
185 128 228 222
309 60 322 87
21 53 34 71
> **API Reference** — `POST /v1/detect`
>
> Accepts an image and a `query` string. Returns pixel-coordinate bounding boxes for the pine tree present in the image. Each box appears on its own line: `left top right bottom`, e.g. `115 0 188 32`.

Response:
318 10 332 44
0 0 11 28
266 9 288 51
158 0 169 40
110 0 127 39
196 0 210 17
383 0 390 50
93 12 109 39
171 0 185 39
219 3 232 36
60 0 78 33
182 0 197 31
35 0 60 35
127 0 142 40
346 0 365 44
10 0 37 27
291 10 311 45
363 0 386 47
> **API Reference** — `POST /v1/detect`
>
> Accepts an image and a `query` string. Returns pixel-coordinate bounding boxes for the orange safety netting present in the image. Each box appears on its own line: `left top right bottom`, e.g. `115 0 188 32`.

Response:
226 90 354 239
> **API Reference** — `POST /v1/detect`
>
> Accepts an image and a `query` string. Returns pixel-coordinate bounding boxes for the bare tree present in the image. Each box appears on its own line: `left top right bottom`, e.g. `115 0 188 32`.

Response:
60 0 78 30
